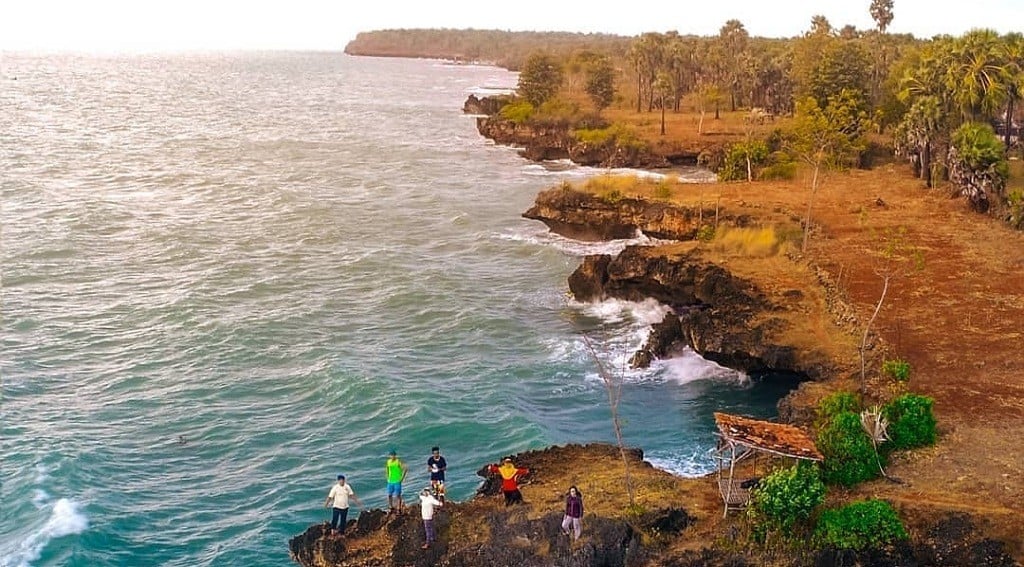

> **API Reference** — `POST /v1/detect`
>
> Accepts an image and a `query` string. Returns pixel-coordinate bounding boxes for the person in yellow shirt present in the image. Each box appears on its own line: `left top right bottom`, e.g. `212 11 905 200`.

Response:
385 449 408 514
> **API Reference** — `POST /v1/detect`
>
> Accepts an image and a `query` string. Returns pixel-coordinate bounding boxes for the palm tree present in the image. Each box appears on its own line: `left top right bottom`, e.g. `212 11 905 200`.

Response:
654 72 673 135
947 29 1010 122
1000 33 1024 150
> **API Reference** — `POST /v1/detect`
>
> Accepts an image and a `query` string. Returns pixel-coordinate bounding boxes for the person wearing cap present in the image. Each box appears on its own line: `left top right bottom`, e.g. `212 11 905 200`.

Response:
323 475 363 535
418 487 443 549
487 456 529 506
426 446 447 503
385 449 408 514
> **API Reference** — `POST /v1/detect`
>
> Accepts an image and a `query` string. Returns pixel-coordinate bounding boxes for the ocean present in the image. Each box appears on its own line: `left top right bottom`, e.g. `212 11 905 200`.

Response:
0 52 793 566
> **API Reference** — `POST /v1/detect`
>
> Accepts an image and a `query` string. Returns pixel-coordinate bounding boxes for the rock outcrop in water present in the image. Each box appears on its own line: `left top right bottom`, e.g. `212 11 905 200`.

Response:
287 444 1018 567
288 443 697 567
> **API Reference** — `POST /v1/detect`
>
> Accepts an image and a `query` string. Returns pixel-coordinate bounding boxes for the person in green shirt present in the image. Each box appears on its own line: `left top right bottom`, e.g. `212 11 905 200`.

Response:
385 449 408 514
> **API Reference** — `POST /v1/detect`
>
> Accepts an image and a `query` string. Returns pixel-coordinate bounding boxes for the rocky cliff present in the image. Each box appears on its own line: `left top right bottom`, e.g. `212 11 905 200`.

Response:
527 185 847 381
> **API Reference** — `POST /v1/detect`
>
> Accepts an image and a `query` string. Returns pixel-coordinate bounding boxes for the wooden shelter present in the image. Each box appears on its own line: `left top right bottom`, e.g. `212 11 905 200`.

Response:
712 412 823 516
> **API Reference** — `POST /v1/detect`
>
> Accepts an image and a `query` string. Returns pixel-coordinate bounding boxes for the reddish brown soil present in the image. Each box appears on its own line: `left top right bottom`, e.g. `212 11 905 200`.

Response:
710 165 1024 559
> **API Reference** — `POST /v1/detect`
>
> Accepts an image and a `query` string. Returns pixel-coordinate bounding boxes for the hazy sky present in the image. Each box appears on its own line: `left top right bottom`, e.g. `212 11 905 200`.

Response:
3 0 1022 52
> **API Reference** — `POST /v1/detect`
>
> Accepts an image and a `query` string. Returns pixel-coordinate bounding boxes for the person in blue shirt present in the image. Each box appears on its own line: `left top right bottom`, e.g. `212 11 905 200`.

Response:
426 446 447 502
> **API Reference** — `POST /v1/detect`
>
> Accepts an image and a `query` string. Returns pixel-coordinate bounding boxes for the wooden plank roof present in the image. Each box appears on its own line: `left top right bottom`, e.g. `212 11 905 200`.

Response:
714 412 823 461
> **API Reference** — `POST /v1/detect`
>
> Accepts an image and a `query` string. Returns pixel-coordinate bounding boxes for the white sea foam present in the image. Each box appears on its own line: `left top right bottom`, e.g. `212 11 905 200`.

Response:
559 298 750 389
653 349 749 386
566 298 672 384
520 160 716 183
646 449 717 478
576 297 672 327
33 464 49 484
466 86 516 96
31 489 49 508
1 498 88 567
497 225 671 258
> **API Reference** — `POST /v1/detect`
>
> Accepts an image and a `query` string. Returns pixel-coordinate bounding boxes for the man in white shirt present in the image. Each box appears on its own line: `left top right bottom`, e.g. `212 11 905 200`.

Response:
418 488 443 549
323 475 363 535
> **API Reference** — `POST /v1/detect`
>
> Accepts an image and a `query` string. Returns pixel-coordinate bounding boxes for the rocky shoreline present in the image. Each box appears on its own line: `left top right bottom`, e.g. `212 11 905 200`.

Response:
287 95 1023 566
465 94 718 168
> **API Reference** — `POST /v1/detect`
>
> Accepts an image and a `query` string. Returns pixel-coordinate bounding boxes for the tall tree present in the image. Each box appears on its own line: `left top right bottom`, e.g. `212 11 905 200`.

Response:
810 15 834 37
585 56 616 112
654 72 673 135
517 52 564 107
719 19 750 111
894 96 943 186
789 94 869 251
808 40 872 108
1002 33 1024 150
870 0 895 33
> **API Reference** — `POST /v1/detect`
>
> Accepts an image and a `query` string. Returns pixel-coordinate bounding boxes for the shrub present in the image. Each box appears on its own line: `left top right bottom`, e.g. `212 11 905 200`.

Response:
814 499 908 550
499 100 534 124
575 123 645 150
748 461 826 535
881 359 911 382
696 225 716 242
534 98 584 128
1007 189 1024 229
817 391 861 425
882 393 937 450
818 411 881 486
759 161 798 180
718 140 770 181
653 180 672 200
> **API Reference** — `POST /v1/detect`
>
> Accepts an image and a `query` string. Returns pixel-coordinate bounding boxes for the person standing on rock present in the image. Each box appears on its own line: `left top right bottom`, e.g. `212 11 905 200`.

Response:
385 449 408 514
426 446 447 503
487 457 529 506
418 487 443 549
561 485 584 541
323 475 363 535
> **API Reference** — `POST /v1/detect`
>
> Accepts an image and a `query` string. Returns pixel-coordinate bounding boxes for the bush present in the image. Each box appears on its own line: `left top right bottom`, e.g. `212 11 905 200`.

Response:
653 180 672 200
882 393 937 450
696 225 716 242
881 359 911 382
575 123 645 150
1007 189 1024 229
534 98 585 128
759 161 798 180
499 100 534 124
817 391 861 425
814 499 908 550
718 140 769 181
748 461 826 535
817 411 881 486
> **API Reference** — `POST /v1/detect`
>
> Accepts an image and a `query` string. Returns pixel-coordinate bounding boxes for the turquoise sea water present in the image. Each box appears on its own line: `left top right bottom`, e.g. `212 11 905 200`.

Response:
1 52 795 566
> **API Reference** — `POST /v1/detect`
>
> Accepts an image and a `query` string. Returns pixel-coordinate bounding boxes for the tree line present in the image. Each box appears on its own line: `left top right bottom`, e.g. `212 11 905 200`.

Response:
347 1 1024 227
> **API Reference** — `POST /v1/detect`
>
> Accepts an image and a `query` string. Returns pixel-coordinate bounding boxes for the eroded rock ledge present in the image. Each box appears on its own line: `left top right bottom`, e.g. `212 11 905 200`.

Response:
288 443 696 567
527 185 841 381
